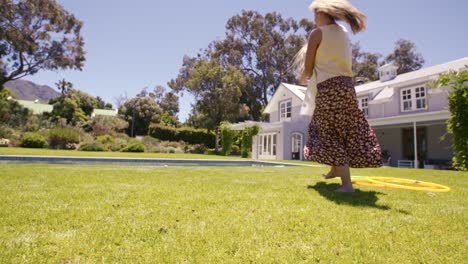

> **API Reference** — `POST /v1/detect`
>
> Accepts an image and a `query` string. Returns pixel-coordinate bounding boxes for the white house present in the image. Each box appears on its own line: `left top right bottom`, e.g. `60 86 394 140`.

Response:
231 57 468 168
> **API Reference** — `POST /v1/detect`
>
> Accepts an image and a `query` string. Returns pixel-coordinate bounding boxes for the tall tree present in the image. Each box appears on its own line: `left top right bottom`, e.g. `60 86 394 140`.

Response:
49 89 98 124
118 96 162 136
352 42 382 83
55 78 73 95
169 58 247 151
0 0 85 88
386 39 424 74
211 11 313 120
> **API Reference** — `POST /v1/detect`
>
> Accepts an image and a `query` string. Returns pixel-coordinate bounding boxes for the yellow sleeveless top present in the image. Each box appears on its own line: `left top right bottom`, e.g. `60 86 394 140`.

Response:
300 23 353 116
315 23 353 84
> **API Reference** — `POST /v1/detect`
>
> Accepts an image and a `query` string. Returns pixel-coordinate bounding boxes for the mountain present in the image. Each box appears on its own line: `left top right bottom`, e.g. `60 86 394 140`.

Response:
4 79 61 103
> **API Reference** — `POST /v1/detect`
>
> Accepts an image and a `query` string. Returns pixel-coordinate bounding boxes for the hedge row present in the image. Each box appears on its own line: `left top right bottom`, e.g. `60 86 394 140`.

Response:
148 124 215 148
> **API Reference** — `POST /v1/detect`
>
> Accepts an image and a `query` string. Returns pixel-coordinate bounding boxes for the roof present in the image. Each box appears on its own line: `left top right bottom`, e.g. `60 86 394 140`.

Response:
281 83 307 100
355 57 468 94
93 109 118 117
263 83 306 113
16 100 53 114
229 121 282 131
369 86 394 104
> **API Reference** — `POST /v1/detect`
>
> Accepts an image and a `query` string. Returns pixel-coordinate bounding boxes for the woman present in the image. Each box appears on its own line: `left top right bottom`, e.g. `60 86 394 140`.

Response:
299 0 382 192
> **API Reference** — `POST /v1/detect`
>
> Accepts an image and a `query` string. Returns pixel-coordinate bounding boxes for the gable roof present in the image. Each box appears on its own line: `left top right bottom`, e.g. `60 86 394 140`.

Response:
263 83 306 113
356 57 468 94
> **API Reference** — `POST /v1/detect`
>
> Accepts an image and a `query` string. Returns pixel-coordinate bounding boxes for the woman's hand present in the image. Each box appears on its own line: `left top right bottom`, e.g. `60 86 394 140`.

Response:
299 73 309 86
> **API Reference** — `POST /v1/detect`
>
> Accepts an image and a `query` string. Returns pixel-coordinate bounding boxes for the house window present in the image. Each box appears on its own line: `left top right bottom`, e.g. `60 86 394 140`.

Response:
415 87 426 109
401 86 427 112
291 133 302 160
358 97 369 116
258 133 277 159
280 100 292 120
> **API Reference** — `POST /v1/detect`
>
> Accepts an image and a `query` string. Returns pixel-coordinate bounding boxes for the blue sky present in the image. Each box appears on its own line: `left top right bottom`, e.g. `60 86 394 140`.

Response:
26 0 468 121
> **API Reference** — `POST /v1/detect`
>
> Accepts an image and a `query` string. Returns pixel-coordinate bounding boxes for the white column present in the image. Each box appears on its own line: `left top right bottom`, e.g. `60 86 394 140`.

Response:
413 121 418 168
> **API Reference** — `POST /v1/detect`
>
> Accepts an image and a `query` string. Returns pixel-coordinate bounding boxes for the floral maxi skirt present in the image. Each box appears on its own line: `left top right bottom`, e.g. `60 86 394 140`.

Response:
304 76 383 168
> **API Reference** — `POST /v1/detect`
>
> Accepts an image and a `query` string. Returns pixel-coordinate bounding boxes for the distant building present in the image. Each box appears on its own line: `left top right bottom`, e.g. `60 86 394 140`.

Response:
14 99 117 117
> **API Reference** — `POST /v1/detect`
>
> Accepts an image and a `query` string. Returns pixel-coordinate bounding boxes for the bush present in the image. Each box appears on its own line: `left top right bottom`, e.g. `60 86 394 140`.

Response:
79 141 107 151
204 148 219 155
48 127 80 149
0 125 14 139
220 122 237 156
121 140 145 152
91 116 128 136
188 144 206 154
21 132 47 148
96 135 115 145
231 145 240 155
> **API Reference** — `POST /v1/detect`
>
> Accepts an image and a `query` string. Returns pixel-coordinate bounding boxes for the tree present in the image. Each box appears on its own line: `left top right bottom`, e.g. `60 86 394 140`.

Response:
96 96 113 109
49 89 98 124
118 96 162 136
211 11 313 120
386 39 424 75
352 42 382 83
169 58 247 151
432 67 468 171
0 93 31 128
149 85 180 126
55 78 73 95
0 0 85 88
50 96 86 125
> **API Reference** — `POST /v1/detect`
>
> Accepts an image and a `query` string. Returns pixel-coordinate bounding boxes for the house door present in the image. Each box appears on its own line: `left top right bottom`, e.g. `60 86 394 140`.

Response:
258 133 277 160
402 127 427 168
291 133 302 160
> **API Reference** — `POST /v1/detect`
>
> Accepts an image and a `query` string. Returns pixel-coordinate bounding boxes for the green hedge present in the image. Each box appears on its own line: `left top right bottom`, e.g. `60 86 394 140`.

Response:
21 132 47 148
148 124 215 148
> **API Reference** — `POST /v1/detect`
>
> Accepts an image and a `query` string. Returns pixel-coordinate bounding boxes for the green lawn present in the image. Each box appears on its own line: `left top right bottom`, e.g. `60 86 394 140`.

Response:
0 164 466 263
0 147 242 160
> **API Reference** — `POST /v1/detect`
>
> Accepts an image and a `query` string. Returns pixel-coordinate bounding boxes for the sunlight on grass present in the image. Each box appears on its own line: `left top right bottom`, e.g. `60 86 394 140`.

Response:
0 164 466 262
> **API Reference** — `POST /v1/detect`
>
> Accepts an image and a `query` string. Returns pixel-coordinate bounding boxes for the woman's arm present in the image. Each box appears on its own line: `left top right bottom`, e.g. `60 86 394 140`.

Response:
299 28 322 85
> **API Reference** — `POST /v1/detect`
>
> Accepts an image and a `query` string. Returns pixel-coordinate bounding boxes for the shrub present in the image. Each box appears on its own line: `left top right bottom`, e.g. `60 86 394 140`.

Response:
188 144 206 154
48 127 80 149
204 148 218 155
220 122 237 156
240 125 260 158
79 141 107 152
231 145 240 156
21 132 47 148
121 140 145 152
91 116 128 136
0 125 14 139
96 135 115 145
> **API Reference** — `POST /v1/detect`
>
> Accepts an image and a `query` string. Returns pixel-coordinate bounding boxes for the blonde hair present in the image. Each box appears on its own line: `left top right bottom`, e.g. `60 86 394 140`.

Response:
289 0 366 78
309 0 367 34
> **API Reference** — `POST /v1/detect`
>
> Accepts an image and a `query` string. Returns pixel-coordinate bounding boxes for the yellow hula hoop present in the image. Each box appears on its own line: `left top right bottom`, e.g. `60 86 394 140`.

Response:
367 177 451 192
348 176 387 187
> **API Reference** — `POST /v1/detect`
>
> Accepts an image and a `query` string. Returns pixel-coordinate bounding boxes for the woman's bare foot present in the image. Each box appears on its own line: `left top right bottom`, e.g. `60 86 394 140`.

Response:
334 165 354 192
322 166 337 179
